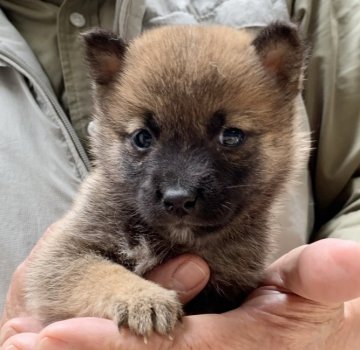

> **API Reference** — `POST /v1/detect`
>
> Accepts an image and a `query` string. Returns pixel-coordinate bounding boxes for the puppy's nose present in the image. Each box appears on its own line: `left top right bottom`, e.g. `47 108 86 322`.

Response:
163 187 197 216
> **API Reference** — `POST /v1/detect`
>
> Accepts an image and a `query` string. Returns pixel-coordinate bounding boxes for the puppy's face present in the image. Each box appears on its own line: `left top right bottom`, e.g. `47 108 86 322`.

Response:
84 24 305 241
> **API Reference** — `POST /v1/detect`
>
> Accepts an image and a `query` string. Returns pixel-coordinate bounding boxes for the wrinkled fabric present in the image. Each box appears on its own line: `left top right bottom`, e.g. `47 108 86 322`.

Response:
0 0 116 152
0 9 89 308
288 0 360 241
144 0 289 28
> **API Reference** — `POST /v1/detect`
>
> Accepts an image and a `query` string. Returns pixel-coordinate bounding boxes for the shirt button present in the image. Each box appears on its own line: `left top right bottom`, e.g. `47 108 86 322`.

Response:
87 121 96 136
69 12 86 28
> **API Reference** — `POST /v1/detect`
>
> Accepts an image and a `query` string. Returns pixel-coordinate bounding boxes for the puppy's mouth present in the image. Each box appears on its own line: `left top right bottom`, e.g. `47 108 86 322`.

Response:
161 212 233 232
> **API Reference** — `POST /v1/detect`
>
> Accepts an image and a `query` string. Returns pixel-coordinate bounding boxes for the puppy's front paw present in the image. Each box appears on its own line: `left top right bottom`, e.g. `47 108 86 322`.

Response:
114 284 183 336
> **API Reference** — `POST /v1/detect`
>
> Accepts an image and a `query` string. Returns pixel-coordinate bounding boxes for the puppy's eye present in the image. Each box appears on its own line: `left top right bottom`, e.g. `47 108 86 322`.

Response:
219 128 246 147
132 129 153 149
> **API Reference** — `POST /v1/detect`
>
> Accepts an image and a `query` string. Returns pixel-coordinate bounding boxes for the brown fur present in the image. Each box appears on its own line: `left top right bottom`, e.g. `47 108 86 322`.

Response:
25 23 309 336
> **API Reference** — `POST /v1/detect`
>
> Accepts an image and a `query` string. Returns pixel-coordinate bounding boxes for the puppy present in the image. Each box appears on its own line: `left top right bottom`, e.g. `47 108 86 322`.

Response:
25 23 308 337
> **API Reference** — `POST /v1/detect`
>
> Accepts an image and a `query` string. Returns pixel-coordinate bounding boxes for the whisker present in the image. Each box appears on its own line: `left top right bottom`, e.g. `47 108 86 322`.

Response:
220 203 231 211
225 184 257 189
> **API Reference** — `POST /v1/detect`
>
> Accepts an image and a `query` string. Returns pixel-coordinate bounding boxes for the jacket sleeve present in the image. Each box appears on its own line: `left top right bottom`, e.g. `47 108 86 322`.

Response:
288 0 360 241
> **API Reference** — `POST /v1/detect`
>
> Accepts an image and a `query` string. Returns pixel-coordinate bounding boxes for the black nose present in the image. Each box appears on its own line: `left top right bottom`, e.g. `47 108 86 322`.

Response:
162 187 197 216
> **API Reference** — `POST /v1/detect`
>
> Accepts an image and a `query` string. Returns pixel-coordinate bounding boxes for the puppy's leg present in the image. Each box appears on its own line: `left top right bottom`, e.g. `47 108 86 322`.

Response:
26 254 182 337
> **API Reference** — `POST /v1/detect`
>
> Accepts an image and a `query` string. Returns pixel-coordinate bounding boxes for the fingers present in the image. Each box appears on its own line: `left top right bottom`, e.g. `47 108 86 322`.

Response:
33 316 220 350
2 317 224 350
1 332 38 350
1 223 60 326
0 318 43 346
36 317 172 350
265 239 360 305
146 254 210 304
0 317 175 350
1 318 123 350
0 262 27 326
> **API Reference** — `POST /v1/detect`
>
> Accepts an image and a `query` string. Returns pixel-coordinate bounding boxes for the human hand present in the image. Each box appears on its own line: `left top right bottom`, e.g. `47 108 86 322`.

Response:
0 225 210 349
3 239 360 350
0 224 60 338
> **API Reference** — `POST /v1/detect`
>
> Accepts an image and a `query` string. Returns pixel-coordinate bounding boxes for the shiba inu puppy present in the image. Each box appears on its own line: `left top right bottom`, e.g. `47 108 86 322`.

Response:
25 23 308 337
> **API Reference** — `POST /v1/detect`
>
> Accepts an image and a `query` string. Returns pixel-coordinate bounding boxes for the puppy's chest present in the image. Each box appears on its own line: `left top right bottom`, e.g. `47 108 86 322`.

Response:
122 236 161 275
122 233 245 286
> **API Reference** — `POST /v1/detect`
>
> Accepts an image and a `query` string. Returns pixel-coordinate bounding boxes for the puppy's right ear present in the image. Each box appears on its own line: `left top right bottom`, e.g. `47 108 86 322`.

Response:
82 29 127 85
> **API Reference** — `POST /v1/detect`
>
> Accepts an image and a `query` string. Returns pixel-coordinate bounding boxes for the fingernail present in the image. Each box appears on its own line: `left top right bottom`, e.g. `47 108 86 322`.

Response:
171 260 208 292
38 337 70 350
0 326 17 345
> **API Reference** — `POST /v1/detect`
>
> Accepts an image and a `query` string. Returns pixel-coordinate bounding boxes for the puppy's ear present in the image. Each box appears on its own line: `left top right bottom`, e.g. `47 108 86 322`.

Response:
252 22 306 95
82 29 127 85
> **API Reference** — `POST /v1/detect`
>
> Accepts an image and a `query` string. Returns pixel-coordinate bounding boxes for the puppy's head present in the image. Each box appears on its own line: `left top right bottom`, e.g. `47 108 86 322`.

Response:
83 24 306 243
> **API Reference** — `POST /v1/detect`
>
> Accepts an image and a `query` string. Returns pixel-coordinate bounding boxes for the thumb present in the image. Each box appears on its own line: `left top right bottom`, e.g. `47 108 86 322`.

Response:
146 255 210 304
265 238 360 305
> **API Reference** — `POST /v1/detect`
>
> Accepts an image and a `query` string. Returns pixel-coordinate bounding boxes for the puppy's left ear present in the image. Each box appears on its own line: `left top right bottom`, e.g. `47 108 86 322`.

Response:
252 22 306 96
82 28 127 86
